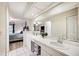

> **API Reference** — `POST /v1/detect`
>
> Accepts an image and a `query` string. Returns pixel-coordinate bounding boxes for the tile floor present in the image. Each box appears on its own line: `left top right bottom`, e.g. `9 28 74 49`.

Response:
8 47 35 56
8 39 37 56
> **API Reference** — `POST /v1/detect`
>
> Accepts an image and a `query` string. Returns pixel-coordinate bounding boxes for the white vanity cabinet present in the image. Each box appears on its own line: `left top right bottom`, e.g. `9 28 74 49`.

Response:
32 39 67 56
31 40 49 56
41 48 49 56
41 44 66 56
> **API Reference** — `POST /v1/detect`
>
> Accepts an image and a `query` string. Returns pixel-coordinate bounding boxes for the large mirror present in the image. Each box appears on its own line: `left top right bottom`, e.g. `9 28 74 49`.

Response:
66 15 78 42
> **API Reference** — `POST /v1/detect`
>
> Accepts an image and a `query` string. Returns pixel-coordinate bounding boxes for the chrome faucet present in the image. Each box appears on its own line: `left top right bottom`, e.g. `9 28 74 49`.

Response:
57 35 65 44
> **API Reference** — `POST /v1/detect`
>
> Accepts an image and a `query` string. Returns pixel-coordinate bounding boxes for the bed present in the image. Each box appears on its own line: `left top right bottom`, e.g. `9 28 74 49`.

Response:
9 33 23 42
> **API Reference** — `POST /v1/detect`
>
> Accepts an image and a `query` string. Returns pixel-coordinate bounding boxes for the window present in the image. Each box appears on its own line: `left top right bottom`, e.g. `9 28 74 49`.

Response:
9 24 13 34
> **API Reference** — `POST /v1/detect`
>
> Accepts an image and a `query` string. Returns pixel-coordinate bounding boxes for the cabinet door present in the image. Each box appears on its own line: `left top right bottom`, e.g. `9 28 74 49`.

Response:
41 48 49 56
41 44 65 56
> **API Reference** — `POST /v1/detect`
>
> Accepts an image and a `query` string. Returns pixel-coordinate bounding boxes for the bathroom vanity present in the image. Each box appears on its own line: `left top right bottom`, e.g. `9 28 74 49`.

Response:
23 31 79 56
31 34 79 56
32 37 67 56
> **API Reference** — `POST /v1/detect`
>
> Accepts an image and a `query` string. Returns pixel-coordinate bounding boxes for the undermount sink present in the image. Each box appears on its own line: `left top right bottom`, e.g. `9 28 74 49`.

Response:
49 42 69 50
50 42 63 46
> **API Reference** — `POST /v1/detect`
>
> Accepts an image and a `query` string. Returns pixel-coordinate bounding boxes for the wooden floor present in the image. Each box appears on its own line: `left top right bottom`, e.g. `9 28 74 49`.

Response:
9 40 23 51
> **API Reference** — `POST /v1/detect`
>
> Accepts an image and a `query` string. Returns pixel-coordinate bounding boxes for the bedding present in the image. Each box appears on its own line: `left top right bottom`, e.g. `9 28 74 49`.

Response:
9 33 23 42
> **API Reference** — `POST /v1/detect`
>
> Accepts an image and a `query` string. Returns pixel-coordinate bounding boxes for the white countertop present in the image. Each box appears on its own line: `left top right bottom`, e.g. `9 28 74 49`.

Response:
32 34 79 56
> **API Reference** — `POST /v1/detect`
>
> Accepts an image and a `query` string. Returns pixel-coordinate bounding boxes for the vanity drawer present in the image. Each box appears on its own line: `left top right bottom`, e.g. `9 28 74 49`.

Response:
41 48 50 56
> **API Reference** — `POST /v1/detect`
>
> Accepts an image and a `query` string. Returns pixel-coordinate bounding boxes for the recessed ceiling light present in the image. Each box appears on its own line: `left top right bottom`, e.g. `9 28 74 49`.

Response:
32 13 34 16
9 17 15 21
9 17 20 22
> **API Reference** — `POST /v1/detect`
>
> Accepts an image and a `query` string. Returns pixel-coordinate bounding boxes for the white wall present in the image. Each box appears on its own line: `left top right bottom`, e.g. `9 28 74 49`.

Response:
27 19 34 31
78 7 79 42
15 23 25 33
51 8 78 38
39 8 78 40
0 3 7 56
14 19 33 33
45 21 51 37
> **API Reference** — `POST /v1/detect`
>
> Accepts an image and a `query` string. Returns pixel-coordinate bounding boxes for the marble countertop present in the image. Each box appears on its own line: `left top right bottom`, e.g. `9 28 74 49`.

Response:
32 35 79 56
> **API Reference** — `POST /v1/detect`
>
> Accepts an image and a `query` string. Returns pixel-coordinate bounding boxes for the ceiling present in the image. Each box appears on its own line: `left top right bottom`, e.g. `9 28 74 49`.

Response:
34 2 79 22
8 2 79 23
8 2 60 20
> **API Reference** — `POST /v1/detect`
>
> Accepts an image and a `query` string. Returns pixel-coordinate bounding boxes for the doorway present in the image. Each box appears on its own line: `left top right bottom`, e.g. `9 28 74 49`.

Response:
9 17 23 51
